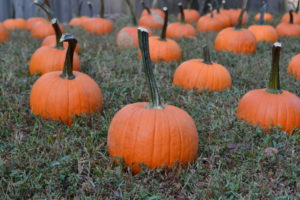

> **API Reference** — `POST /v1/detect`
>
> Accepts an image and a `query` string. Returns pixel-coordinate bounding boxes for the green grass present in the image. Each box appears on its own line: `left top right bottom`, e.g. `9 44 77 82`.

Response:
1 14 300 199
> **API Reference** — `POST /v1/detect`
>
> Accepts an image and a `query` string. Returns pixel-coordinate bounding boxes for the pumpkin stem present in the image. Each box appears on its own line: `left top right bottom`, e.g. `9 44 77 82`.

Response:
125 0 137 26
208 3 214 18
141 1 151 15
221 0 226 9
100 0 104 18
88 1 94 17
44 0 51 8
34 0 55 21
12 3 16 19
203 45 212 65
296 0 300 13
60 34 77 80
77 1 83 17
51 18 63 49
235 0 248 29
188 0 194 9
267 42 282 94
259 2 268 25
289 10 294 24
160 7 168 41
178 2 185 23
138 27 164 109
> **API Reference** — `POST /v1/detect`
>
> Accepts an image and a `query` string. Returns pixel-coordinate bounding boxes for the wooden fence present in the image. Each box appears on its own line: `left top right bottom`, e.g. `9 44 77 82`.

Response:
0 0 286 22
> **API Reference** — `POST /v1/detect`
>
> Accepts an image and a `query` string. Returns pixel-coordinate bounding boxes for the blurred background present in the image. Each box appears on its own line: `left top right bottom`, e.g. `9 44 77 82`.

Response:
0 0 298 22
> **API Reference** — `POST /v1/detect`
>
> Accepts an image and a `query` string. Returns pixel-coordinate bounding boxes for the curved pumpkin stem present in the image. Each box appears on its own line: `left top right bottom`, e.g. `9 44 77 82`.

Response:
100 0 104 18
289 10 294 24
160 7 168 41
88 1 94 17
125 0 137 26
77 1 83 17
141 1 151 15
259 2 268 25
203 45 212 65
138 27 164 109
235 0 248 29
188 0 194 9
267 42 282 94
34 0 55 21
51 18 63 49
178 2 185 23
44 0 50 8
60 34 77 80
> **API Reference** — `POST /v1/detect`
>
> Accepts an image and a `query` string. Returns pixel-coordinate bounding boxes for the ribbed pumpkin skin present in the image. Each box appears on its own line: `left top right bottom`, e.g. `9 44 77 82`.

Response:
27 17 45 30
228 9 248 26
281 13 300 24
3 18 28 30
69 16 89 27
41 35 80 53
237 89 300 134
139 36 182 62
214 27 257 54
255 13 272 22
29 47 80 75
141 9 165 18
173 59 232 91
248 25 278 43
177 9 200 23
0 24 10 43
116 26 152 48
31 22 64 39
288 54 300 79
138 14 164 29
214 14 231 27
166 23 196 39
108 102 199 174
197 16 224 32
30 71 103 125
82 18 114 35
276 23 300 37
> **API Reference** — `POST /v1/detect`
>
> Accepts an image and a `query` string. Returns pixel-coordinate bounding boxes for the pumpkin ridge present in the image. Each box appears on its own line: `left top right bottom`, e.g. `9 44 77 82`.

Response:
150 109 157 168
43 76 61 119
171 109 183 162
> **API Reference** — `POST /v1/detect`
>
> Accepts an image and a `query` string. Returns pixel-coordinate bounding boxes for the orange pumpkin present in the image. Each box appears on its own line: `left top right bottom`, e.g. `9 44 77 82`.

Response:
248 3 278 43
228 9 248 26
237 42 300 134
69 1 89 27
30 34 103 125
0 24 10 43
176 0 200 23
82 1 114 35
288 54 300 79
213 7 232 28
281 5 300 25
214 3 256 55
108 28 198 174
173 45 232 92
140 1 165 18
27 17 45 30
138 1 164 29
41 35 81 53
3 18 28 30
197 4 223 32
276 11 300 37
166 2 196 39
255 13 272 22
139 7 182 62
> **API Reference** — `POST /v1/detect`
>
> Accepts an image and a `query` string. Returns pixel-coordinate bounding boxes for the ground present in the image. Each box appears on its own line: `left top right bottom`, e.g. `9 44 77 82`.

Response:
0 14 300 199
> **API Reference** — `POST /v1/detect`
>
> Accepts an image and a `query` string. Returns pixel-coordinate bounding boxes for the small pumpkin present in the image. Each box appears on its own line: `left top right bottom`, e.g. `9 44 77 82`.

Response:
27 17 45 30
0 24 10 43
69 1 89 27
212 3 232 28
288 54 300 79
82 1 114 35
140 1 165 18
214 0 257 55
108 27 198 174
276 10 300 37
281 0 300 24
29 1 80 75
197 4 224 32
173 45 232 92
177 0 200 23
139 7 182 62
138 1 164 29
255 13 272 22
3 18 28 31
166 2 196 39
30 34 103 125
228 8 248 26
248 2 278 43
237 42 300 134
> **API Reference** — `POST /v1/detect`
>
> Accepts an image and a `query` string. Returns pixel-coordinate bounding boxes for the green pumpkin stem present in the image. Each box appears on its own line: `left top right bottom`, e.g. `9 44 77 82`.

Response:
100 0 104 18
34 0 55 21
289 10 294 24
236 0 248 29
259 2 268 25
77 1 83 17
125 0 137 26
88 1 94 17
188 0 194 9
160 7 168 41
138 27 164 109
51 18 63 49
267 42 282 94
203 45 212 64
141 1 151 15
178 2 185 23
60 34 77 80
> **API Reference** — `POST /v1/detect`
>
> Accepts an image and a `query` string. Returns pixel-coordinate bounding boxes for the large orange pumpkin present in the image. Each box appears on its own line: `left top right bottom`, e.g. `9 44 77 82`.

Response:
288 54 300 79
0 24 10 43
166 2 196 39
276 11 300 37
197 4 223 32
173 45 232 92
30 34 102 125
108 28 198 174
139 7 182 62
214 2 256 55
248 3 278 43
237 42 300 134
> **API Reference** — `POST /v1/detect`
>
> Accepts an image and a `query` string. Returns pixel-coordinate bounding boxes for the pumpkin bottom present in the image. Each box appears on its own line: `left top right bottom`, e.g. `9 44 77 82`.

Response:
237 89 300 134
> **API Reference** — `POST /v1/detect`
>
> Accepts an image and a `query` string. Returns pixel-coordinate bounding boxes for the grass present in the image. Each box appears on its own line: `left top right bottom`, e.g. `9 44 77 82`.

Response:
1 14 300 199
